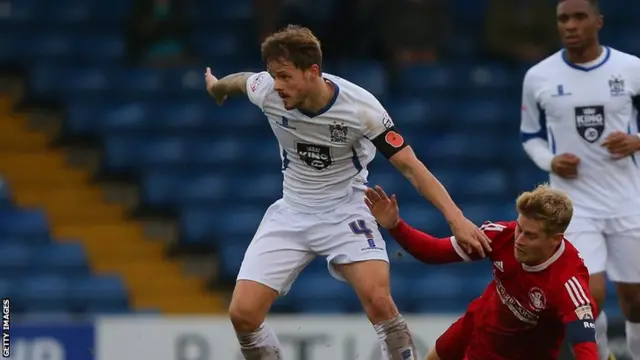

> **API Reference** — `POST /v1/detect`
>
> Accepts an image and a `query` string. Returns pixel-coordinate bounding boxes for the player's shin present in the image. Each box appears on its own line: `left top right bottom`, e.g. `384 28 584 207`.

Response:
236 323 283 360
626 321 640 359
595 311 611 360
374 314 418 360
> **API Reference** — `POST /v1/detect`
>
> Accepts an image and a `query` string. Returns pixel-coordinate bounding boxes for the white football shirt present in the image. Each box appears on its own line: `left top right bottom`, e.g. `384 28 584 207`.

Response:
520 47 640 218
245 72 394 212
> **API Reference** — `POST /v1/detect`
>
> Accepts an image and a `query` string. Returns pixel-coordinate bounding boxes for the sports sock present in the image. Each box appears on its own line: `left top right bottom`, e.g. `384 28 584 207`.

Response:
236 323 283 360
626 321 640 360
374 314 417 360
595 311 611 360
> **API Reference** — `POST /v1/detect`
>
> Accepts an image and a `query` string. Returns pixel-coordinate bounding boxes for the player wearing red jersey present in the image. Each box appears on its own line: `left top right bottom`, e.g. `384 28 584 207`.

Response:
365 184 599 360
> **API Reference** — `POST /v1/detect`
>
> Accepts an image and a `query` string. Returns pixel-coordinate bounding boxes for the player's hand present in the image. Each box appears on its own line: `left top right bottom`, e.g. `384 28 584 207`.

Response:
551 153 580 179
364 186 400 229
205 67 227 105
602 131 640 160
448 216 492 258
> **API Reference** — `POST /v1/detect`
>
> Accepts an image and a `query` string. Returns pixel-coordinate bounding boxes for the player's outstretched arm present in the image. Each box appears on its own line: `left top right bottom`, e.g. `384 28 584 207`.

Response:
364 186 475 264
361 103 491 257
205 67 255 104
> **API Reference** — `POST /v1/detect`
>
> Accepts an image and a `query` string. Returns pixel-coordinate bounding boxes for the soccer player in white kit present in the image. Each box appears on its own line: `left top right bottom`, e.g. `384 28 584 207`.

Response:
205 25 492 360
520 1 640 359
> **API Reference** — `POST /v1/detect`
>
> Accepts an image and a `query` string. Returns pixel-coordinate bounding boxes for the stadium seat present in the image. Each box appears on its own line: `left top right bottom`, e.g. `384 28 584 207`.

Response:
397 64 458 94
35 242 89 277
69 275 129 313
0 209 48 237
0 244 32 275
20 275 70 313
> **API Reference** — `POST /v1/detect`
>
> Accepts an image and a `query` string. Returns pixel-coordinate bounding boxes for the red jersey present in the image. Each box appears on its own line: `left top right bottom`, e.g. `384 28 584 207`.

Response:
389 220 598 360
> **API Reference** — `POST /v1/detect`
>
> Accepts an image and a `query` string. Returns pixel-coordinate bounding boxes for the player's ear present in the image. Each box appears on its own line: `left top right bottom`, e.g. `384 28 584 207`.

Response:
308 64 320 79
597 14 603 29
551 233 564 246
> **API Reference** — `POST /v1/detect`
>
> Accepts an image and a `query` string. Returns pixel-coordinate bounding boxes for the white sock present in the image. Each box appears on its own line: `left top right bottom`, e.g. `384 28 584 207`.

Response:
236 323 283 360
626 321 640 360
374 314 417 360
595 311 611 360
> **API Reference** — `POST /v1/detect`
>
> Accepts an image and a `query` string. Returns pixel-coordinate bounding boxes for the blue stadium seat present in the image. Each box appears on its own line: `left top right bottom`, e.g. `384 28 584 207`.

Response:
35 243 89 277
0 209 48 237
408 271 470 313
103 135 142 171
114 68 165 94
217 244 247 280
181 173 230 204
0 244 32 275
289 273 358 313
397 65 457 94
156 102 209 130
73 35 125 61
0 278 13 300
453 99 512 127
465 65 514 90
193 32 243 60
234 174 283 202
20 275 70 313
140 137 190 167
335 61 388 100
188 137 245 165
70 275 129 313
98 102 150 132
457 169 509 198
140 171 182 207
0 178 12 208
59 67 110 94
384 98 444 126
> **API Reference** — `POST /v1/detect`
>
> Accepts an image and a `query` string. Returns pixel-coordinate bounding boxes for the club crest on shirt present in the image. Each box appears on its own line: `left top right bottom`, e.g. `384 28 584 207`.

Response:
609 75 625 97
574 105 605 143
329 122 348 143
528 287 547 311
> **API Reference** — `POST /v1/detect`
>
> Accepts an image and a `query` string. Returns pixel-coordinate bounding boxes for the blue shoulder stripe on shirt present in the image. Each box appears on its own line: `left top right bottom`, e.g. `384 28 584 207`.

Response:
520 104 548 143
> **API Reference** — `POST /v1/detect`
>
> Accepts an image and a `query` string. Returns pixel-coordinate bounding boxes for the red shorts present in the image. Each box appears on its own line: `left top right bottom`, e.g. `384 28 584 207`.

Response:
434 311 474 360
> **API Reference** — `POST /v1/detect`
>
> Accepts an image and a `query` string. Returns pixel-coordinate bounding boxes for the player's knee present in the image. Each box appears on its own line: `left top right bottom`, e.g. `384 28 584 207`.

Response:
360 289 398 322
618 286 640 322
228 281 277 332
228 299 265 332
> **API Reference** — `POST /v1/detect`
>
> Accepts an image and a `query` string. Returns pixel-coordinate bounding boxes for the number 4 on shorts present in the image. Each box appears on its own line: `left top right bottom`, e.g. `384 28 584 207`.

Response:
349 220 377 247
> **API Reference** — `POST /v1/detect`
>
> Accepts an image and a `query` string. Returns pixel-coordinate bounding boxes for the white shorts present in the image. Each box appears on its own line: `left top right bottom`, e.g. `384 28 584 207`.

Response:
565 214 640 283
236 189 389 295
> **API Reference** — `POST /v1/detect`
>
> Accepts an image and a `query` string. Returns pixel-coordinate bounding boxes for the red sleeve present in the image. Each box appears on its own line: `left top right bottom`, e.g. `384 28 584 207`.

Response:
572 342 598 360
388 220 514 263
556 271 598 359
388 219 474 263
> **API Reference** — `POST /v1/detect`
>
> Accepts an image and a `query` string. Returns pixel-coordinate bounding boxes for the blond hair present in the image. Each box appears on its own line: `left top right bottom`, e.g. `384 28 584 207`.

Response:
261 25 323 71
516 183 573 235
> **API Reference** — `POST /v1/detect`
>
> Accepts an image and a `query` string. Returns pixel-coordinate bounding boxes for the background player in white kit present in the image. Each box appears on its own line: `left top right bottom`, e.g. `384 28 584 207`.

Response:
520 1 640 359
205 25 492 360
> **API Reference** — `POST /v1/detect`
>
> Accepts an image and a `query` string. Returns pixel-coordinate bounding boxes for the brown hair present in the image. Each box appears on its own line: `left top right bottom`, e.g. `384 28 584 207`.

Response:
260 25 323 71
516 183 573 235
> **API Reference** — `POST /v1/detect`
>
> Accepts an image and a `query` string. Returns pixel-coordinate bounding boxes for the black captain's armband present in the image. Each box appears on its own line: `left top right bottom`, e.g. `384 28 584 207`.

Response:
371 126 409 158
566 319 596 345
